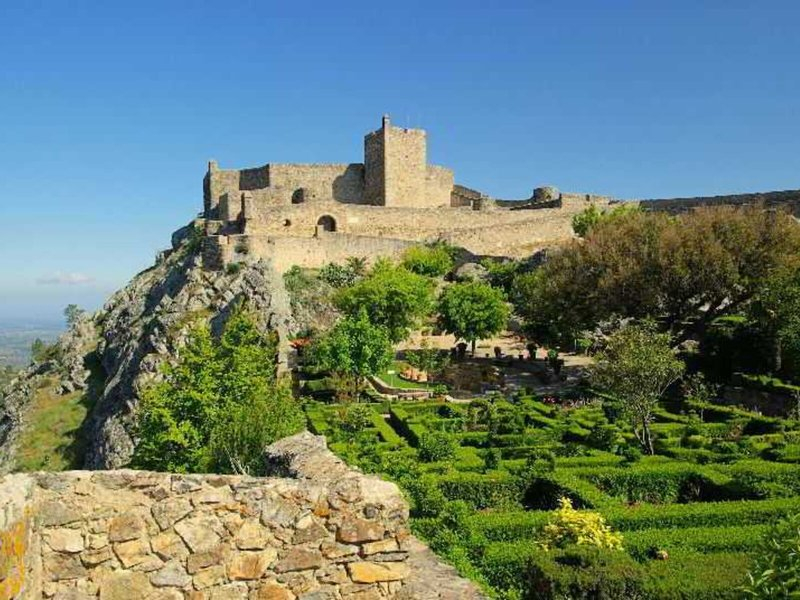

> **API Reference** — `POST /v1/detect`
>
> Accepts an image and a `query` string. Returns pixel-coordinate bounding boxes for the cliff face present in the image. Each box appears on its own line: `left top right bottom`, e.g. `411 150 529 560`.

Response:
0 225 295 472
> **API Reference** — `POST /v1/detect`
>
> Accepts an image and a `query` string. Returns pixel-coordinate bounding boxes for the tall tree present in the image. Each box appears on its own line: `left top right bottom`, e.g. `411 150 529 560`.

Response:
437 281 510 354
64 304 85 326
517 205 800 346
591 323 684 454
311 308 393 400
335 262 435 343
132 304 303 474
748 268 800 376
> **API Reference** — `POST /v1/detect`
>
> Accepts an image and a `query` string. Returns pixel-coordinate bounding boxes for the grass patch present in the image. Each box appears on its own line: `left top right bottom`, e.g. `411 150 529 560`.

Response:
15 352 105 471
379 360 432 390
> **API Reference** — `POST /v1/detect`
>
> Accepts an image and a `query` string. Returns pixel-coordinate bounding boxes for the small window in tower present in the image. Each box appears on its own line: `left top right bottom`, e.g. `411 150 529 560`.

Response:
284 219 292 227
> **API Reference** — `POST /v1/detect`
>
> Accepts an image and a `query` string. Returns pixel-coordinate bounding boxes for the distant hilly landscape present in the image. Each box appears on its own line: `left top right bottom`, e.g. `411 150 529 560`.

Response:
0 318 63 367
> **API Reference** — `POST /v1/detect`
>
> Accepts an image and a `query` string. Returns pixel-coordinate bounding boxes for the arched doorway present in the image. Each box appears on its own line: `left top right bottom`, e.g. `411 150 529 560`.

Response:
316 215 337 233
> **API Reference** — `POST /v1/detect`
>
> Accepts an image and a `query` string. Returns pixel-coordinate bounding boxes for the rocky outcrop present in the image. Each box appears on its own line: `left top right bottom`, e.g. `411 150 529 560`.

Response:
0 227 295 473
0 433 484 599
86 237 295 469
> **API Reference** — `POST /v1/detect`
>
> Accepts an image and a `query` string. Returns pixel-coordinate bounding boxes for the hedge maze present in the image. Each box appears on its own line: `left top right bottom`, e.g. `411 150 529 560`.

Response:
305 394 800 599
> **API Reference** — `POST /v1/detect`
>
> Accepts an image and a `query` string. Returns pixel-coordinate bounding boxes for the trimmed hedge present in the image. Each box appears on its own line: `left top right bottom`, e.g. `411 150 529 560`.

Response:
481 543 748 599
435 471 522 509
370 412 403 445
604 496 800 530
468 511 549 542
575 463 732 504
641 551 749 599
623 524 767 559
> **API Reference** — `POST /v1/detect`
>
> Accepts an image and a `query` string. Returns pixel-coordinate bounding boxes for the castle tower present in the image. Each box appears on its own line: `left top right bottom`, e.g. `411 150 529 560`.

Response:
364 115 429 207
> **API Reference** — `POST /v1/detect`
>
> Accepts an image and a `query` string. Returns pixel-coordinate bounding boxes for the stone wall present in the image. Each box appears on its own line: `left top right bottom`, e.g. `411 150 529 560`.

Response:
363 128 385 207
269 164 365 205
382 125 427 209
424 167 454 208
238 235 415 273
0 475 39 599
0 433 482 599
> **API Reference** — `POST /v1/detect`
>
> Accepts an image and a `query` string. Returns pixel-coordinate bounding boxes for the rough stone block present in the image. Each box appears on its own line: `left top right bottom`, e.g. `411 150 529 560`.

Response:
98 571 152 600
337 518 384 544
227 549 277 580
274 548 324 573
175 514 223 553
347 561 408 583
108 513 146 542
150 560 192 587
44 528 84 553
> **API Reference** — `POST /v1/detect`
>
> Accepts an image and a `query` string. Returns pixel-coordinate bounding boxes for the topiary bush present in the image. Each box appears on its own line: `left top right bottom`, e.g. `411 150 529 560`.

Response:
537 497 623 551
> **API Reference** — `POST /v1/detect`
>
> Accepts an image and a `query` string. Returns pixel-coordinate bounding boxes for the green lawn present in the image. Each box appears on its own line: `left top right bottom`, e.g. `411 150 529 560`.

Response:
378 360 432 389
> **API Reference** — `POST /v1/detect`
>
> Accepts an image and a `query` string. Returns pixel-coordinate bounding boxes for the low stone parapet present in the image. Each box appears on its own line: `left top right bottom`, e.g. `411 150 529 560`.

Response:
0 432 483 599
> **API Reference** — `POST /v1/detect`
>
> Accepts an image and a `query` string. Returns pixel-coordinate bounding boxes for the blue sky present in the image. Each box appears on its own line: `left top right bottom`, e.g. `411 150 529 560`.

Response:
1 1 799 321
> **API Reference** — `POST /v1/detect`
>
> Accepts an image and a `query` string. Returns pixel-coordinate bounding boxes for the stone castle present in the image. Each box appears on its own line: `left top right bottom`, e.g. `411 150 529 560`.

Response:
199 116 800 272
200 116 613 271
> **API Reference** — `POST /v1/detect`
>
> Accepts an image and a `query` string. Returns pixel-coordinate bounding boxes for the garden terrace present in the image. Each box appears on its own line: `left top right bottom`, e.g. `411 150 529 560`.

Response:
305 393 800 598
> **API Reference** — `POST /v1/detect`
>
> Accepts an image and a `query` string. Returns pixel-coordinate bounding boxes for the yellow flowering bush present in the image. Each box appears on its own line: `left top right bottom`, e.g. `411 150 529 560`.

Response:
537 497 623 551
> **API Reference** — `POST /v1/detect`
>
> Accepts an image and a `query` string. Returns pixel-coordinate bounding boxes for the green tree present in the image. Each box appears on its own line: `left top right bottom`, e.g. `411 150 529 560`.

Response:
311 308 393 399
742 513 800 598
335 263 435 343
437 281 510 354
345 256 368 278
418 431 458 462
590 323 684 454
405 338 448 378
64 304 86 326
132 305 303 474
517 205 800 347
748 268 800 376
30 338 51 363
401 243 455 277
480 257 523 294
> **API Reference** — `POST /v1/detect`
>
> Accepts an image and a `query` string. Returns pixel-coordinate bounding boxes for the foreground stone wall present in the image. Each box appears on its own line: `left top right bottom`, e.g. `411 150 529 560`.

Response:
0 475 39 599
0 433 482 600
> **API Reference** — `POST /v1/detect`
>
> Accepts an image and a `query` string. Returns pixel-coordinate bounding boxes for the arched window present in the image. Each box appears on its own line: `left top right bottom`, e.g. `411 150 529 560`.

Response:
291 189 304 204
316 215 337 233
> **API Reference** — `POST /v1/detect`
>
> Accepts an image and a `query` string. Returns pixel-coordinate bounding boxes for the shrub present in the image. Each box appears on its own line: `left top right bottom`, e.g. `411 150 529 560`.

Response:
133 304 303 474
743 513 800 598
336 403 373 436
537 497 623 551
401 243 455 277
533 545 645 600
418 431 458 462
436 471 522 509
483 447 502 472
403 474 448 518
319 261 358 287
